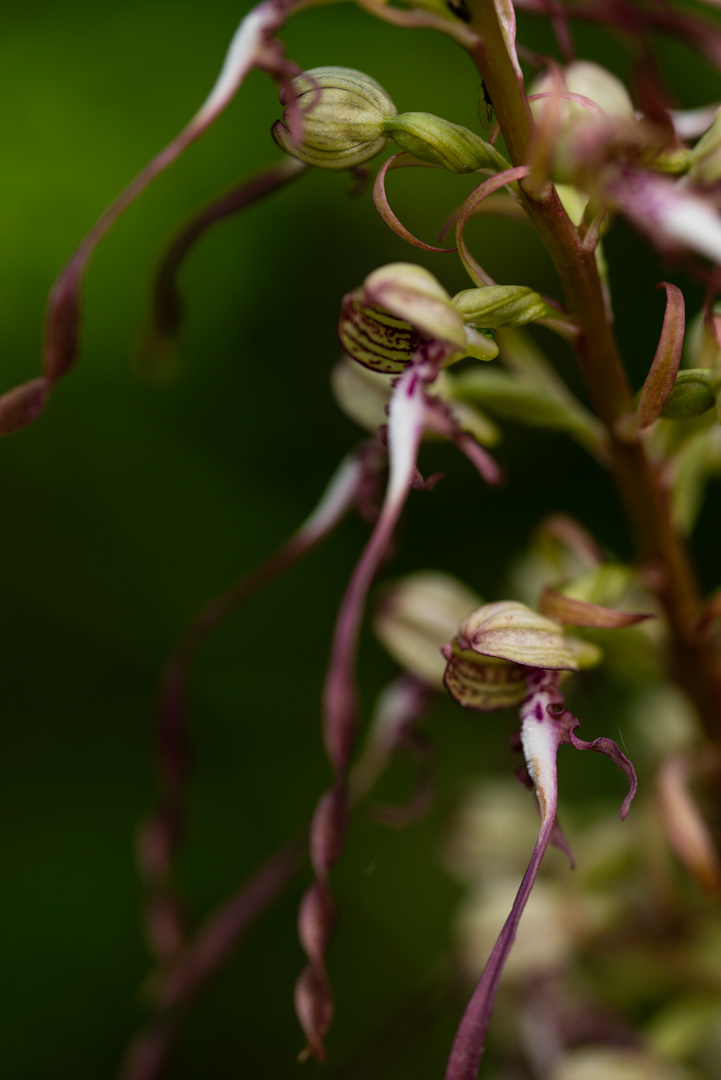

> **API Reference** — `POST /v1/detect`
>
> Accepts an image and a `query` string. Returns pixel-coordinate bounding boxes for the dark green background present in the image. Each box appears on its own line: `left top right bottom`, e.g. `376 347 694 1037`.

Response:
2 3 719 1077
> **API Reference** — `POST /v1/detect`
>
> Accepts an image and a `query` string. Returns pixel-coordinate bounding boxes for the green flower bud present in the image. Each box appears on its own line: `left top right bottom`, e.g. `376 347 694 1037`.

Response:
452 285 550 329
659 368 716 419
687 107 721 187
384 112 509 173
271 67 396 171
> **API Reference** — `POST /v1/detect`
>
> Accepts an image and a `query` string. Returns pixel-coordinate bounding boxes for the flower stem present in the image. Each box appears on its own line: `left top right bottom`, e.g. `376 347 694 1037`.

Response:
466 0 721 738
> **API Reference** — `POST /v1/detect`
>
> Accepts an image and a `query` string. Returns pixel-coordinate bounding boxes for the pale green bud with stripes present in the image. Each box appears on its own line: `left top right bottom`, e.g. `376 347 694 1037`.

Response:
338 263 499 375
452 285 551 329
272 67 396 171
384 113 510 173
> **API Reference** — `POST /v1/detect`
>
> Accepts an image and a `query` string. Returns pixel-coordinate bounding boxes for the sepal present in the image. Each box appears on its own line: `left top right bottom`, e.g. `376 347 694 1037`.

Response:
385 112 509 173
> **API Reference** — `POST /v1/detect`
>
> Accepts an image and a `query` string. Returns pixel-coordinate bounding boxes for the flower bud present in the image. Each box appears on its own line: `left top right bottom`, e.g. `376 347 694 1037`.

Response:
528 62 637 186
452 285 550 329
338 263 498 374
384 112 508 173
271 67 396 171
659 368 715 419
687 107 721 187
529 61 635 130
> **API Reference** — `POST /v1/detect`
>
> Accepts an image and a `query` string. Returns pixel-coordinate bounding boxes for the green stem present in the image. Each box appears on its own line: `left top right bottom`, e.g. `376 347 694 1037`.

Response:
465 0 721 737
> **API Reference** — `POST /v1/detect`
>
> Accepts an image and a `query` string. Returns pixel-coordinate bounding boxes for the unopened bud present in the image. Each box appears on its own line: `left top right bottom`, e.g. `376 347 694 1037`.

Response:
271 67 396 171
385 112 508 173
528 62 637 185
452 285 550 329
687 107 721 187
659 368 715 419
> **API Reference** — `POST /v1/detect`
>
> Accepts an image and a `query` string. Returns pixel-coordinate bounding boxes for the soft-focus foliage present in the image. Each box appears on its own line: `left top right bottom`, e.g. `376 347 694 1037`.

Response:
5 2 721 1079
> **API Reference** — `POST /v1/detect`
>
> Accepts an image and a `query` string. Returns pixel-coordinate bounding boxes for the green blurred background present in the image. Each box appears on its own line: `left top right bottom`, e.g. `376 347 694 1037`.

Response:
2 3 719 1077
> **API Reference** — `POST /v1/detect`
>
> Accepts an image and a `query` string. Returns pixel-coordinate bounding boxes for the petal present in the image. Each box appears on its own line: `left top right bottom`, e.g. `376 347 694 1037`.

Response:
551 704 638 819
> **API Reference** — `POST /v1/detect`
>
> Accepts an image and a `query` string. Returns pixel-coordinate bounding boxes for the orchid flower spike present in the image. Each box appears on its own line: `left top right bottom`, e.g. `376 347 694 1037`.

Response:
442 601 637 1080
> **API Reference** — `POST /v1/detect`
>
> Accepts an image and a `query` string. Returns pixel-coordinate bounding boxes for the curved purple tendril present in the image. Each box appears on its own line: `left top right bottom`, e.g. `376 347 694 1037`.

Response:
373 152 457 254
147 157 307 350
527 89 608 120
119 836 307 1080
136 448 379 966
354 0 479 48
1 0 308 434
439 194 529 244
455 166 530 287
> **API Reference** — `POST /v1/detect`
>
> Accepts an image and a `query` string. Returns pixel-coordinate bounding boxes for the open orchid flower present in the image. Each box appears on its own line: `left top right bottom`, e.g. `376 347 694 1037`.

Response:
442 601 637 1080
